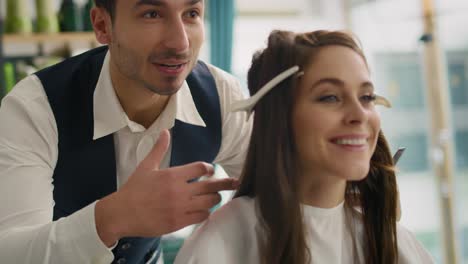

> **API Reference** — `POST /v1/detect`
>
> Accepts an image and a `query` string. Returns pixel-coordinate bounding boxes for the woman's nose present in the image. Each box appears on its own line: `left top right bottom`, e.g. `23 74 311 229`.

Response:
343 99 368 125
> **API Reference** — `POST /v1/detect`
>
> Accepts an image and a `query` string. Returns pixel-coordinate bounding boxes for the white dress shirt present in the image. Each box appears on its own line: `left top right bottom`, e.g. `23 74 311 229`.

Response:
175 197 435 264
0 52 252 264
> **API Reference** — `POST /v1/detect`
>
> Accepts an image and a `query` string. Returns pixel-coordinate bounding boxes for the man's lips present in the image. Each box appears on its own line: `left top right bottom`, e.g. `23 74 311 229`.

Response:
153 61 188 75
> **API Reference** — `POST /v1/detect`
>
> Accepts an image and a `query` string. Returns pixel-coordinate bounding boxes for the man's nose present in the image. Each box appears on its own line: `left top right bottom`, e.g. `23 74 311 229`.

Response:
163 18 190 53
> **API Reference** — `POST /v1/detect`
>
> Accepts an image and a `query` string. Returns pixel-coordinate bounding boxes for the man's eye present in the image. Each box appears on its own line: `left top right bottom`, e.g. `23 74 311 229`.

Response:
143 11 160 19
186 10 200 19
318 95 339 103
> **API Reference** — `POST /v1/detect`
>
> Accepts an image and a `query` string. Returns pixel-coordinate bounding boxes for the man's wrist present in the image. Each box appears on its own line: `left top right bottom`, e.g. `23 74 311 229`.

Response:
95 194 125 247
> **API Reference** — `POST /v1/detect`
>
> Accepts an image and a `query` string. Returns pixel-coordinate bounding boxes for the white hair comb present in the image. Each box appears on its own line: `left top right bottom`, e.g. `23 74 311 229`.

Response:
375 95 392 108
230 65 392 118
230 66 302 119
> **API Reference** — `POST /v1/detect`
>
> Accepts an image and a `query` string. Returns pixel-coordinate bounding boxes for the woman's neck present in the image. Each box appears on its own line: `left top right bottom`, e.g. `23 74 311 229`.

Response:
299 172 347 209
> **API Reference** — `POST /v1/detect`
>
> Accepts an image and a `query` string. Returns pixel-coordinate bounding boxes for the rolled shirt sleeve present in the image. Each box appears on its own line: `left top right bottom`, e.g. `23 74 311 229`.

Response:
0 76 114 264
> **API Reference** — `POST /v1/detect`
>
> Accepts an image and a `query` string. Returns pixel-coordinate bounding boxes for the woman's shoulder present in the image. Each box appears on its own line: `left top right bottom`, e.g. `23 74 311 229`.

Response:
195 195 257 236
174 196 259 264
347 211 435 264
213 196 256 220
396 224 435 264
201 196 258 237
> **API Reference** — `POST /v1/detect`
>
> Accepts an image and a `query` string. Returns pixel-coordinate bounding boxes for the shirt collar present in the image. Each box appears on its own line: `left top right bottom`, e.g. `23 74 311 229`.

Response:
93 51 206 140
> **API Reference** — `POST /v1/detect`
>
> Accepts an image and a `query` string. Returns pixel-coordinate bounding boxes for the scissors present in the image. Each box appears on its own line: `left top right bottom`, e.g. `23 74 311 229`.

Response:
392 147 406 221
393 147 406 165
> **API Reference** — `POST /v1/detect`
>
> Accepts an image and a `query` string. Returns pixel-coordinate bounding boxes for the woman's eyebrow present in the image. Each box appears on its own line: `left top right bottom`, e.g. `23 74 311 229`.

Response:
309 78 375 93
361 81 375 90
310 78 344 90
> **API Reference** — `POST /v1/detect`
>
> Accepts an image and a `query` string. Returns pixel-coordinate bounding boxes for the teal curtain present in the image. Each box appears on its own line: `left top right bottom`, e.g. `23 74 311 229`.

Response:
209 0 235 73
0 18 6 100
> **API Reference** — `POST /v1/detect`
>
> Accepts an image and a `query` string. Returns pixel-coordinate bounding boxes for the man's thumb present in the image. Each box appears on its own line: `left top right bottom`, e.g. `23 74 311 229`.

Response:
138 129 171 171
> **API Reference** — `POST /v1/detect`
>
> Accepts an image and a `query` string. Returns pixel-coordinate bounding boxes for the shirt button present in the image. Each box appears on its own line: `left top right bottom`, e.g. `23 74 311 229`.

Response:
121 242 132 250
116 258 127 264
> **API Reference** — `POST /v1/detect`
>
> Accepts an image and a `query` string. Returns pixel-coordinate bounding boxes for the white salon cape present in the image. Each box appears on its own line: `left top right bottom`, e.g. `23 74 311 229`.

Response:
175 196 434 264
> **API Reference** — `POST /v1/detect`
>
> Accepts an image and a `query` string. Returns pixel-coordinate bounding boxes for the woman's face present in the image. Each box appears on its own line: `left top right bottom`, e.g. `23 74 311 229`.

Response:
292 45 380 184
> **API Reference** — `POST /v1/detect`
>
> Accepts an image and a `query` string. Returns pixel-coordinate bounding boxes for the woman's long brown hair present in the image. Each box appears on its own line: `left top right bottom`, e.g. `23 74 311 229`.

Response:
234 30 399 264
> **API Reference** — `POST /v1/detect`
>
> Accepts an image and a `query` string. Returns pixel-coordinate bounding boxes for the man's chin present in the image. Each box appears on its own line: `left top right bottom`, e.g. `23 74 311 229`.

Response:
145 86 181 96
142 80 185 95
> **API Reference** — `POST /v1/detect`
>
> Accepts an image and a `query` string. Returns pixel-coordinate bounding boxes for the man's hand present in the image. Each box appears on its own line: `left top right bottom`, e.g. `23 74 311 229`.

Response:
95 130 238 246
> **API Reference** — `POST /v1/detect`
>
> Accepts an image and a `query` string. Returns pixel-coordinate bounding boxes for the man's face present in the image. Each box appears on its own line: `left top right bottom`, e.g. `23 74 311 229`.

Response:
105 0 205 95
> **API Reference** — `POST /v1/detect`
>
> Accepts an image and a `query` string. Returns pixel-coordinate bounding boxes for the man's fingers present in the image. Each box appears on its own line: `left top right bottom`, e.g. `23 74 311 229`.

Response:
187 193 221 212
167 162 214 182
138 129 170 171
189 178 239 196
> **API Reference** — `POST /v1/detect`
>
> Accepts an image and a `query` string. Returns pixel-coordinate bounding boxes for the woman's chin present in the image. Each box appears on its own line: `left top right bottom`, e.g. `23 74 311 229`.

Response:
340 164 370 182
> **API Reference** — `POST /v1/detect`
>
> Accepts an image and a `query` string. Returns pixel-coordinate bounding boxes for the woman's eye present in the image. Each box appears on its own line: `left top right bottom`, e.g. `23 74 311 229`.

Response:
361 94 377 103
318 95 339 103
143 11 160 19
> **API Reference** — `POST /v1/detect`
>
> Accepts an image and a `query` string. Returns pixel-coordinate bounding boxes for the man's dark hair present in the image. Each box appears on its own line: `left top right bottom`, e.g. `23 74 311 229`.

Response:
94 0 116 20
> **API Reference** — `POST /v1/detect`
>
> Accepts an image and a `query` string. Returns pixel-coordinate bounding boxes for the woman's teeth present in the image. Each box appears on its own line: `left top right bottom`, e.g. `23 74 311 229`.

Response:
335 138 367 145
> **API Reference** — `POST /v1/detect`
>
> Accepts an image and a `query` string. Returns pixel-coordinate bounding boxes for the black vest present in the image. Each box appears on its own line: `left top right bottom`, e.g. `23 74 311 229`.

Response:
35 46 221 264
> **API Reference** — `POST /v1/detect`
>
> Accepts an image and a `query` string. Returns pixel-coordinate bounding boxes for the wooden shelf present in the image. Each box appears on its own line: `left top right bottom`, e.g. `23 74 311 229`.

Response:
3 32 98 45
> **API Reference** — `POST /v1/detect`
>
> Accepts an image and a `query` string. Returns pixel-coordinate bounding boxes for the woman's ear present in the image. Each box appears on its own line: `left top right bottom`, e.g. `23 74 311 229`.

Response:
91 7 113 45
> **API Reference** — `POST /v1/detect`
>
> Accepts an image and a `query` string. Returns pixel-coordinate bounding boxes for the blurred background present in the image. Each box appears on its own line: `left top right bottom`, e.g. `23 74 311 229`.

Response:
0 0 467 263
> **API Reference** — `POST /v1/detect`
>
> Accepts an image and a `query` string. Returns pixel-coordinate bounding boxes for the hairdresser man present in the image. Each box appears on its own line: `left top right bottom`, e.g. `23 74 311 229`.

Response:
0 1 251 263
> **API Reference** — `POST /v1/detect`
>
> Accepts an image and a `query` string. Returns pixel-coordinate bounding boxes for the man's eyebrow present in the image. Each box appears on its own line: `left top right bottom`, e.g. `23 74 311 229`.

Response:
134 0 165 8
187 0 203 5
134 0 202 8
